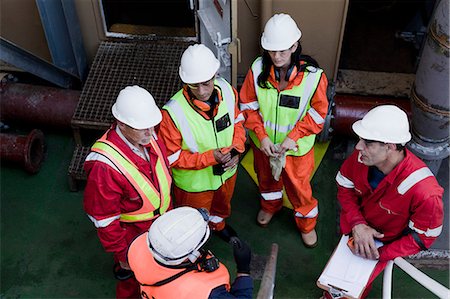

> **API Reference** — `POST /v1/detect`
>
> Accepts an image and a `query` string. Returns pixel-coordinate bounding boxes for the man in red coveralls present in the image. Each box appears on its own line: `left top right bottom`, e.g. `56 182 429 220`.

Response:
83 85 172 298
323 105 444 298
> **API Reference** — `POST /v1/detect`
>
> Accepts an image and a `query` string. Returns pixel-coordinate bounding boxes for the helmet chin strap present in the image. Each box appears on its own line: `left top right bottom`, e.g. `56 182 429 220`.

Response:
188 249 201 263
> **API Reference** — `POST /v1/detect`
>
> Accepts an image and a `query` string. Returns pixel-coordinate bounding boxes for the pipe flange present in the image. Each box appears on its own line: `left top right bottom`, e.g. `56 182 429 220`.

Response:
407 139 450 161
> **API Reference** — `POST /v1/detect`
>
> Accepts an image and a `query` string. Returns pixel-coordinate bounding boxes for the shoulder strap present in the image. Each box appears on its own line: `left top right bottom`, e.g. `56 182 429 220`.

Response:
140 251 219 287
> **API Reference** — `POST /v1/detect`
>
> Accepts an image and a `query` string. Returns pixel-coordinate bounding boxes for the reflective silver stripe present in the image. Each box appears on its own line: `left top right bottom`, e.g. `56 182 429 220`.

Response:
251 57 263 97
235 113 245 123
209 215 224 223
409 220 442 237
295 206 319 218
264 119 292 133
240 101 260 111
216 77 235 121
87 214 120 228
397 167 434 195
165 99 199 153
168 149 181 165
336 171 354 188
85 152 120 172
293 71 322 125
261 191 283 200
307 107 325 124
295 73 316 123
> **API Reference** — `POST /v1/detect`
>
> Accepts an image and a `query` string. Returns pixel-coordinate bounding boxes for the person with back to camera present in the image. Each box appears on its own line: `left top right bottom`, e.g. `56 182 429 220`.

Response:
239 13 329 248
83 86 172 298
128 206 253 298
158 44 246 243
322 105 443 298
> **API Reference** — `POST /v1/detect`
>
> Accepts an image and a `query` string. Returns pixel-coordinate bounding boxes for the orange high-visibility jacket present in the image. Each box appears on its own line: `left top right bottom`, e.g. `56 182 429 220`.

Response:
128 232 230 299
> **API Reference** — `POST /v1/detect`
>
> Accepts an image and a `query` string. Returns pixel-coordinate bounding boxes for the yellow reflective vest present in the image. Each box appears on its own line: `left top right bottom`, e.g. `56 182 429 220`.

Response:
163 78 236 192
250 57 323 156
91 132 172 222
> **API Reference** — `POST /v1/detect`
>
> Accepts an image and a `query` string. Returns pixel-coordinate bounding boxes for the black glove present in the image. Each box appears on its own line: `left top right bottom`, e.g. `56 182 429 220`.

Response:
215 224 238 243
232 238 251 274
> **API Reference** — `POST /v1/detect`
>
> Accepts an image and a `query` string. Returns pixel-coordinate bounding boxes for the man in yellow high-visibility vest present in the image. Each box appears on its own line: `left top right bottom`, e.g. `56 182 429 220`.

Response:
83 85 172 298
158 44 246 242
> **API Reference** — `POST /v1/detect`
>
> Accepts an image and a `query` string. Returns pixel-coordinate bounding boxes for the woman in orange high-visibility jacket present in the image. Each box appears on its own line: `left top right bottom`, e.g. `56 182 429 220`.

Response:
239 14 329 248
84 86 173 299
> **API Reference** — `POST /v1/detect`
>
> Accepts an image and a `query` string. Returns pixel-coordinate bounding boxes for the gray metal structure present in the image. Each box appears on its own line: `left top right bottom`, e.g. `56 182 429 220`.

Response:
0 37 78 89
36 0 88 81
408 0 450 174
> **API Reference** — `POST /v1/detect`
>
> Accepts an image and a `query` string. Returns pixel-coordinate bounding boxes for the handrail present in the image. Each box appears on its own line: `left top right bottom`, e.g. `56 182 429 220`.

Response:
256 243 279 299
382 257 450 299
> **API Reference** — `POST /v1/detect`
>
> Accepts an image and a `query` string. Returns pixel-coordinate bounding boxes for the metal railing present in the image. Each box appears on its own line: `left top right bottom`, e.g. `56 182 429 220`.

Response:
382 257 450 299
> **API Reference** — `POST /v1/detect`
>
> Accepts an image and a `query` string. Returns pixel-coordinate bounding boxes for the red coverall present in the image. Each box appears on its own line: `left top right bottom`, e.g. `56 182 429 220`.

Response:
83 124 172 299
239 61 329 233
334 149 444 298
158 85 246 231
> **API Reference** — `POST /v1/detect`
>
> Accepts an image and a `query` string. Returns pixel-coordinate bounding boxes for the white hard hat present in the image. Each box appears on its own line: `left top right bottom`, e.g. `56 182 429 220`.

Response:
352 105 412 145
261 13 302 51
148 207 210 266
111 85 162 129
179 44 220 84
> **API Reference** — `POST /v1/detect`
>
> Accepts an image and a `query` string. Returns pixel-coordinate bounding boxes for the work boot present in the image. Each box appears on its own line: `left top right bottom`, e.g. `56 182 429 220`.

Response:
256 209 274 227
301 229 318 248
214 224 238 243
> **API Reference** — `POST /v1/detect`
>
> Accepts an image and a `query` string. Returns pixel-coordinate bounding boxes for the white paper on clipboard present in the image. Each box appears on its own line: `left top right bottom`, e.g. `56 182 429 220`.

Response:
317 235 383 299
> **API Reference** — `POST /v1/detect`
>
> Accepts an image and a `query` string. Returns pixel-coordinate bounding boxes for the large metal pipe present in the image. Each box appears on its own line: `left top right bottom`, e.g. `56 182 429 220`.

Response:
322 94 411 139
408 0 449 174
0 129 45 174
0 82 80 129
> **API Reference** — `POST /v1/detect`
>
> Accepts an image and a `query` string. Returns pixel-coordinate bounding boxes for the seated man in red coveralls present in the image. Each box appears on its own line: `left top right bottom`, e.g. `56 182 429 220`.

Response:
83 85 172 299
322 105 444 298
128 206 253 299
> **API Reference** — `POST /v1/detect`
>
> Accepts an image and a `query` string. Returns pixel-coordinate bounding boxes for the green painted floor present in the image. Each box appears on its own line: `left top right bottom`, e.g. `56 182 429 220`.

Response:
1 131 448 298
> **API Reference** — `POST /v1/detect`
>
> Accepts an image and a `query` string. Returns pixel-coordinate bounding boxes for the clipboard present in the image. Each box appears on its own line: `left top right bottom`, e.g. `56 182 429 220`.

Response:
317 235 382 299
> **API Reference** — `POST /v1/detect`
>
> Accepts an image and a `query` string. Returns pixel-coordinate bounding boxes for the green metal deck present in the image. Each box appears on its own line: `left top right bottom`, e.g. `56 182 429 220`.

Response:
1 132 448 298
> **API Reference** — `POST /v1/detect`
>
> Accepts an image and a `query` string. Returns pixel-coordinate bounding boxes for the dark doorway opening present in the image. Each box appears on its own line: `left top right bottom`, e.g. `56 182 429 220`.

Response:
339 0 436 73
101 0 196 37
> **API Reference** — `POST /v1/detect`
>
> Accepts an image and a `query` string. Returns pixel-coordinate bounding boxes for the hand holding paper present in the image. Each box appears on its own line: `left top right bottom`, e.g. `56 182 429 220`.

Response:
351 224 384 260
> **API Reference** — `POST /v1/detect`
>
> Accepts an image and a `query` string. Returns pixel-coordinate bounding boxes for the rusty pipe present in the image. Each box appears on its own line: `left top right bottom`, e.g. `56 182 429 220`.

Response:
330 94 412 137
0 129 45 174
0 82 80 129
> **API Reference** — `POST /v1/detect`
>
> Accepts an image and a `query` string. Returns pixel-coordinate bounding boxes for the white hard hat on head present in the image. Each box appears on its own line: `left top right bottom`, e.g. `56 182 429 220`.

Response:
179 44 220 84
261 13 302 51
148 207 210 266
111 85 162 129
352 105 412 145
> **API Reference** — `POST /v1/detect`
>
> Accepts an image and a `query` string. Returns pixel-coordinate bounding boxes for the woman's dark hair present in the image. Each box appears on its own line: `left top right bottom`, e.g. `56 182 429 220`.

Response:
257 42 320 89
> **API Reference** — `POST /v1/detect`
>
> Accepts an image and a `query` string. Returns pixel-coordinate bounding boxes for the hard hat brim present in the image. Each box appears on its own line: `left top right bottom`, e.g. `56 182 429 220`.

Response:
179 61 220 84
112 103 162 130
352 120 411 144
261 35 301 51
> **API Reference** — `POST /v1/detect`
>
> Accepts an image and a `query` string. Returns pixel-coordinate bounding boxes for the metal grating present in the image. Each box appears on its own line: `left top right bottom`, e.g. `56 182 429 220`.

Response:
72 39 192 130
68 145 90 179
